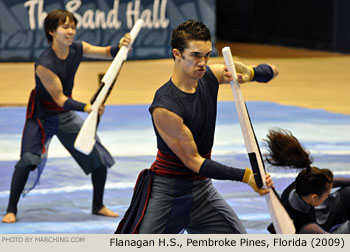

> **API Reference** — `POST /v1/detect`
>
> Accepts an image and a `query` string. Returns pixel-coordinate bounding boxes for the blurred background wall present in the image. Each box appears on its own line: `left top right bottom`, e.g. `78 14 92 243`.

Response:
0 0 216 61
1 0 349 62
216 0 350 53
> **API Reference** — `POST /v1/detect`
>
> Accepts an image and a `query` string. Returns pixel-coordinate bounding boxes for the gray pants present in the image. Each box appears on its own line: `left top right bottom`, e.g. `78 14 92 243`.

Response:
17 111 114 194
331 221 350 234
139 174 247 234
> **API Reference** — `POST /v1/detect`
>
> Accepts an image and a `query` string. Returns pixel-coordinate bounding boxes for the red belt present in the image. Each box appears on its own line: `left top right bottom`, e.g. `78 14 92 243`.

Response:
150 150 211 180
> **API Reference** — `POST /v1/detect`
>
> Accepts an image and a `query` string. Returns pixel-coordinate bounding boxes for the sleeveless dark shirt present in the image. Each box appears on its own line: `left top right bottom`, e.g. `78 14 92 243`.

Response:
34 41 83 113
149 66 219 174
281 182 316 233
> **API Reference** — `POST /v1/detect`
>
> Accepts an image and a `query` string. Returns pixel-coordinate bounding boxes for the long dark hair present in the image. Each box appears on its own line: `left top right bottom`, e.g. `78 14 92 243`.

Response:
264 128 333 196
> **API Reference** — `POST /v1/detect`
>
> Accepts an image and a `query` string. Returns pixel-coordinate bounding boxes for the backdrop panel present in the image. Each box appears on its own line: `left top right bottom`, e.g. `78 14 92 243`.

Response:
0 0 217 61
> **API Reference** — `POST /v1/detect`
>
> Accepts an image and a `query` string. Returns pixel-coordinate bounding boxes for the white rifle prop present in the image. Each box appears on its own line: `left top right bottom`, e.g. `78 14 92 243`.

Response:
222 47 296 234
74 19 144 155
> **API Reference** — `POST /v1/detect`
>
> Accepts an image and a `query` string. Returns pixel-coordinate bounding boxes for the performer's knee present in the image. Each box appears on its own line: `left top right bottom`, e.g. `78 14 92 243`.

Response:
15 152 41 171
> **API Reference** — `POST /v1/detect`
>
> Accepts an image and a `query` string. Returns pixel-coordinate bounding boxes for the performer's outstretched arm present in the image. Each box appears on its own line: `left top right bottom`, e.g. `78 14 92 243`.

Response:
209 62 279 84
152 107 272 195
82 33 132 59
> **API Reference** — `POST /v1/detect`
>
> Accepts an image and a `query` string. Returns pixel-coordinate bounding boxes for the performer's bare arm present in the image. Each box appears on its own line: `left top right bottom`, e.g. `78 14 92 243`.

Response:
36 65 70 108
333 177 350 188
152 106 273 193
209 63 279 84
299 223 329 234
82 33 132 59
152 107 205 173
35 33 132 110
35 66 104 114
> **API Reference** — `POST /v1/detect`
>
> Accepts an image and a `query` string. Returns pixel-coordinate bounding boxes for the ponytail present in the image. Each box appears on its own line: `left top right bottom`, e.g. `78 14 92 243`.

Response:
264 128 312 169
264 128 333 196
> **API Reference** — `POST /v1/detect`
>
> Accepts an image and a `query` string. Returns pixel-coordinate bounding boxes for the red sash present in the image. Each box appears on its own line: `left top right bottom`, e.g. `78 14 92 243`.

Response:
151 150 211 180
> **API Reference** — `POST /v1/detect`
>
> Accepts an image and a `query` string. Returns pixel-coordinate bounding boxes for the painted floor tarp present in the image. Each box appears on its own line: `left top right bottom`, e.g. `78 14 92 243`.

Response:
1 101 349 234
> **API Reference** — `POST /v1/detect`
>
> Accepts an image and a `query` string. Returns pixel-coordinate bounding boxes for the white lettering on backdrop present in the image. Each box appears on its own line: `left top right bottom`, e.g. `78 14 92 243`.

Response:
24 0 169 30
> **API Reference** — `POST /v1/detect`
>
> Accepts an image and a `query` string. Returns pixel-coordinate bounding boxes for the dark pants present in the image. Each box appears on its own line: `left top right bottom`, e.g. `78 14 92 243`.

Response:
139 175 247 234
318 186 350 234
6 111 114 215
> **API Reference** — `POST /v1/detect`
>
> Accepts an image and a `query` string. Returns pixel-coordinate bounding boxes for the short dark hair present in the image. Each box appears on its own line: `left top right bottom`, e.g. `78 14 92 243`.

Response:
170 20 211 57
44 9 77 43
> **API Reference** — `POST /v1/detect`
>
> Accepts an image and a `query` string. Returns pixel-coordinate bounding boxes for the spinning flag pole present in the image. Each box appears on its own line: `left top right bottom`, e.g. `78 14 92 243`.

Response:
222 47 295 234
74 19 144 155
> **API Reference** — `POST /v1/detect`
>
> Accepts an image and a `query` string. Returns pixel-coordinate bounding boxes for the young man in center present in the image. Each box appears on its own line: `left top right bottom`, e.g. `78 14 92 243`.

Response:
116 19 277 234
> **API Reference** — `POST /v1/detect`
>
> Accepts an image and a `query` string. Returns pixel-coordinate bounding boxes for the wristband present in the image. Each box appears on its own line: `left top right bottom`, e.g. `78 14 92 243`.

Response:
253 64 274 82
248 66 255 81
83 103 91 112
110 46 119 57
242 168 252 184
199 159 245 181
63 98 86 112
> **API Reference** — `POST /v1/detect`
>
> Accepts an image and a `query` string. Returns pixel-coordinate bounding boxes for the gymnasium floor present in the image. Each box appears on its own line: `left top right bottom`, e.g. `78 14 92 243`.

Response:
0 42 349 234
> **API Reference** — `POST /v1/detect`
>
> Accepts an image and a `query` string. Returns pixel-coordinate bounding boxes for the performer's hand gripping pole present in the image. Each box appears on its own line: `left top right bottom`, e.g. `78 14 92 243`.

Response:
74 19 144 155
222 47 295 234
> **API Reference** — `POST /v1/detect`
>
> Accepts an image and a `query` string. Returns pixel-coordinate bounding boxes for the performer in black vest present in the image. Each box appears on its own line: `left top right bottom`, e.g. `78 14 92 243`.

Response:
116 19 278 234
265 128 350 233
2 9 132 223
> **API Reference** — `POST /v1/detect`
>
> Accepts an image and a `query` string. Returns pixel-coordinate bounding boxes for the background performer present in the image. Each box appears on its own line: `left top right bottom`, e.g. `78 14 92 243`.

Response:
265 128 350 234
2 9 131 223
